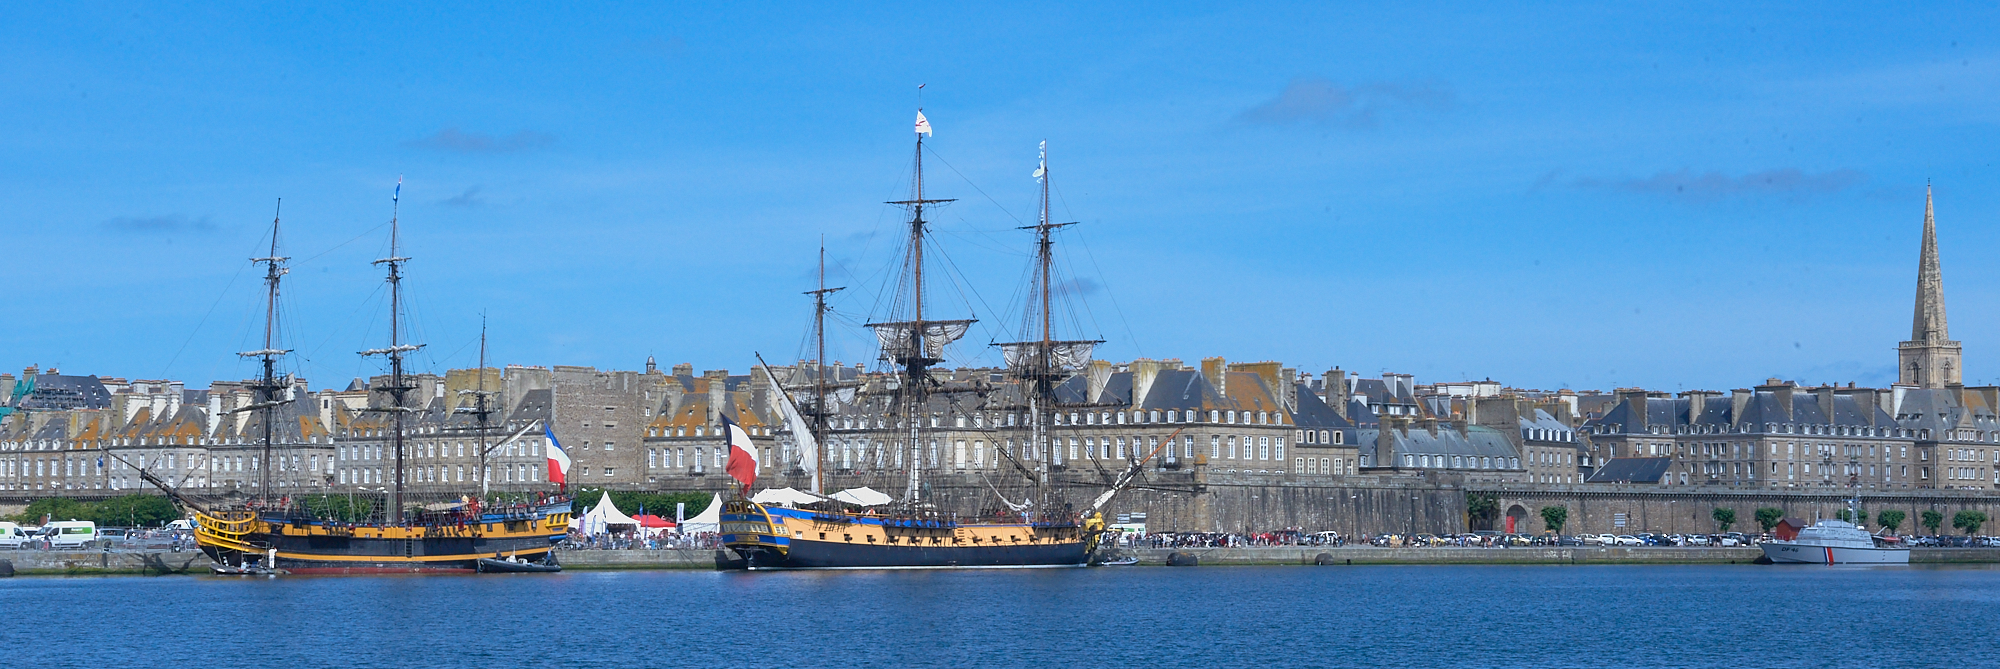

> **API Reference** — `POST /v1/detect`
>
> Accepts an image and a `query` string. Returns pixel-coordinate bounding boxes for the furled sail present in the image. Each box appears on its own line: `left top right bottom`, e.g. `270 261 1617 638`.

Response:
997 340 1099 372
761 364 820 483
867 319 975 361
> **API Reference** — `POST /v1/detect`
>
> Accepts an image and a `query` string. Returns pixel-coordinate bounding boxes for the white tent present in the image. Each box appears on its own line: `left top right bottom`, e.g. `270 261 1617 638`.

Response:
580 495 640 535
679 493 723 534
831 487 893 507
750 487 824 507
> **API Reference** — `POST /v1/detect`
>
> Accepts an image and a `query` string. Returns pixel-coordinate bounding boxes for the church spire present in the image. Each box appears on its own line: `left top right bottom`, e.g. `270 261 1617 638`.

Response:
1899 184 1961 388
1912 184 1947 343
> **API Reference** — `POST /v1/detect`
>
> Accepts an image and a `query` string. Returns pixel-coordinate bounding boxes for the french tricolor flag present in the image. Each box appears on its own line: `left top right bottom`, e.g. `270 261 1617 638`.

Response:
545 422 572 488
721 414 758 495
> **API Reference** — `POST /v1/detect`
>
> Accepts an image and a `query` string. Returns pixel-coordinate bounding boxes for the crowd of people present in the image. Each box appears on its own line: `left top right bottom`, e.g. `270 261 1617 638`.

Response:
560 530 721 550
1121 531 1347 549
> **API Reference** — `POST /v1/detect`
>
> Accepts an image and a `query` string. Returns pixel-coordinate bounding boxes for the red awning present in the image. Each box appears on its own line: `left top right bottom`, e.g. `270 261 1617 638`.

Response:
632 514 676 529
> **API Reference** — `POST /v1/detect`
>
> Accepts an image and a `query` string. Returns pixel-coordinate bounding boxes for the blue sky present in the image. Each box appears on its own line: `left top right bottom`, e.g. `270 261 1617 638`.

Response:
5 3 2000 393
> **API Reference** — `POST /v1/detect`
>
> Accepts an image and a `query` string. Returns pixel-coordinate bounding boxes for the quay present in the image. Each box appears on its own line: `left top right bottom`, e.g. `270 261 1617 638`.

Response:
9 546 2000 575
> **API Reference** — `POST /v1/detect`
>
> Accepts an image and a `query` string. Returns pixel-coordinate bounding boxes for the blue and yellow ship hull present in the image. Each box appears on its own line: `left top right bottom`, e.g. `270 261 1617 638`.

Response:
195 503 572 574
720 500 1098 569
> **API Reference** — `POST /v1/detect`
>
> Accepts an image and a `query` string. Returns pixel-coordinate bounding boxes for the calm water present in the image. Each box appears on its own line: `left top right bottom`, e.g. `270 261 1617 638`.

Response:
5 564 2000 668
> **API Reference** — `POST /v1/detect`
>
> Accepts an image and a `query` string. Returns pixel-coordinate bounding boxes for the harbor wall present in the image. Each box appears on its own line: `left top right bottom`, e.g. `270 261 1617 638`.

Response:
1 550 207 575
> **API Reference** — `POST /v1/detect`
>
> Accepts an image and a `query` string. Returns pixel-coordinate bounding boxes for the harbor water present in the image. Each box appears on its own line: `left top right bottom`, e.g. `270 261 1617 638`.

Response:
5 564 1999 668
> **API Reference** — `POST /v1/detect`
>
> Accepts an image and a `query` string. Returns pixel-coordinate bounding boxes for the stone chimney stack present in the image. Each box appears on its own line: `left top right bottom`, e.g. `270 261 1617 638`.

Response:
1326 367 1349 419
1087 360 1113 403
1815 386 1837 424
1201 357 1227 397
1615 388 1649 429
704 370 729 423
673 363 694 376
1131 358 1162 407
1759 379 1795 420
1731 389 1752 425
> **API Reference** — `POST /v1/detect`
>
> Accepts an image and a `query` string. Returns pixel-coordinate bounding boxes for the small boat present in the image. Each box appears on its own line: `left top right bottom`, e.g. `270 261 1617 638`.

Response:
1761 491 1909 565
1097 556 1139 566
476 554 562 573
210 560 284 576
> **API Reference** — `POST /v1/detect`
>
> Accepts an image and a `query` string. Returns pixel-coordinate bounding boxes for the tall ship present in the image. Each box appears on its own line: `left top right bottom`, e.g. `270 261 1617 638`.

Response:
141 191 571 574
722 112 1153 569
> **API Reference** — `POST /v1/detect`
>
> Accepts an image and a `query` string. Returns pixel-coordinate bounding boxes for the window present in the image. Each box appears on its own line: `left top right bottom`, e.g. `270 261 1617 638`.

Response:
1259 437 1270 460
1210 436 1220 458
604 467 614 477
1274 437 1284 460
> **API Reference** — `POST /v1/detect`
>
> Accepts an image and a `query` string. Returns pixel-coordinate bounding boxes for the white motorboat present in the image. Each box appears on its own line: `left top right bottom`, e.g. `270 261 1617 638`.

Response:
1761 520 1909 565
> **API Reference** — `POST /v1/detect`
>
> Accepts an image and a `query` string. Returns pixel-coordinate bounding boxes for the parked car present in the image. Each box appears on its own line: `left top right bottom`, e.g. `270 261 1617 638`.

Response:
1615 535 1644 546
1593 534 1617 546
1686 534 1712 546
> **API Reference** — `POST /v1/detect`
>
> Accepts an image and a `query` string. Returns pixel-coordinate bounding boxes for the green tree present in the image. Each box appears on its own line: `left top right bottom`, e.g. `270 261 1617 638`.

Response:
300 495 376 522
14 498 92 525
89 495 178 527
1755 507 1786 532
1466 492 1499 531
1877 509 1906 534
1836 509 1867 525
1921 510 1945 535
1540 505 1568 534
1952 510 1989 536
1712 507 1736 533
573 490 713 519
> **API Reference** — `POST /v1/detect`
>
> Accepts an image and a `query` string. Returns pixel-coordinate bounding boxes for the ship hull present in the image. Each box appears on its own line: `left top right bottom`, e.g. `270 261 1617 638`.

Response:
1761 542 1910 565
203 534 560 574
196 502 573 575
722 501 1095 570
734 536 1087 569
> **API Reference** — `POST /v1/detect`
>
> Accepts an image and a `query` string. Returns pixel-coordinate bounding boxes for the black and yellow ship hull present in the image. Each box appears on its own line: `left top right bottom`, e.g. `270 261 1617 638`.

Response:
196 504 572 574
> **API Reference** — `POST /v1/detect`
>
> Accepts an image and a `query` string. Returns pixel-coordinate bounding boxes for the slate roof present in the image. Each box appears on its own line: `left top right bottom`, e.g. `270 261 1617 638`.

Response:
1291 383 1353 430
18 374 113 411
1586 457 1674 483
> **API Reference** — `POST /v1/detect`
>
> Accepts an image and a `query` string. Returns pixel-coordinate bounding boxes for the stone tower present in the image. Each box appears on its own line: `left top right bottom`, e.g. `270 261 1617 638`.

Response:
1898 185 1962 388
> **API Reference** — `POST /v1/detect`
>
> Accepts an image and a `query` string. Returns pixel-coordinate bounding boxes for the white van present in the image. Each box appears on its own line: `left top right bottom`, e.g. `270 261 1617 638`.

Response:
44 520 97 549
0 522 29 549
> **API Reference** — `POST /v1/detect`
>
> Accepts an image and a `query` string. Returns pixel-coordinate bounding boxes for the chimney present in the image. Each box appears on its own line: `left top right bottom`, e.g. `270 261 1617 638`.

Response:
1615 388 1649 429
1758 379 1795 420
1376 417 1407 468
1201 357 1226 397
750 368 771 418
1087 360 1113 403
1815 386 1836 425
1131 358 1162 406
1280 366 1298 410
673 363 694 376
704 370 729 423
1473 396 1519 431
1326 367 1349 419
1839 387 1880 426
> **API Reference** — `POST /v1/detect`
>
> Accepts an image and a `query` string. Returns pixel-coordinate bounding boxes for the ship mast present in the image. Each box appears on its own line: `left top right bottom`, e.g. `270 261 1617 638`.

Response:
805 243 843 494
873 112 964 505
362 179 423 523
997 142 1101 502
466 318 496 497
241 199 292 505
